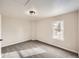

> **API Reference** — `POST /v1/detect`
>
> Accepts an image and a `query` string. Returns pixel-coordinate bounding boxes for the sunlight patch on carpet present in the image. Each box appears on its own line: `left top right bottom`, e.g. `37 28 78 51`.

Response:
20 47 46 57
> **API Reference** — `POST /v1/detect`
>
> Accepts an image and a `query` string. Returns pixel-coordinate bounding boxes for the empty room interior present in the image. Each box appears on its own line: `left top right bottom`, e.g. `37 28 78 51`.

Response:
0 0 79 58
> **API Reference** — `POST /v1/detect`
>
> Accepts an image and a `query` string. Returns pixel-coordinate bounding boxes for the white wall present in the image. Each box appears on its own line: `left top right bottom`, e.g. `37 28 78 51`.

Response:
78 10 79 56
2 16 32 47
31 20 37 40
0 14 1 58
0 14 1 39
36 11 78 53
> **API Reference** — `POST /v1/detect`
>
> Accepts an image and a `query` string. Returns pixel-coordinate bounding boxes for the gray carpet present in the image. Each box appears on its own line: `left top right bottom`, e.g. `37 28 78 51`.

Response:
2 40 78 58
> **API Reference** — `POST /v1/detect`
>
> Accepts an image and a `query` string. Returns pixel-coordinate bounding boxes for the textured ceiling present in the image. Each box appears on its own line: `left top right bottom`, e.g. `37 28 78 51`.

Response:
0 0 79 19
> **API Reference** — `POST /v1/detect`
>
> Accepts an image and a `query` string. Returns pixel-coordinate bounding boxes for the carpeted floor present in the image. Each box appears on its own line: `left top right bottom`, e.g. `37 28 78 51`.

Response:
2 40 78 58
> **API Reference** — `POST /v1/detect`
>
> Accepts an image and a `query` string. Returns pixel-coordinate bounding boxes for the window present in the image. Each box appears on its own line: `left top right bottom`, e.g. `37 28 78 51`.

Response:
52 20 64 40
